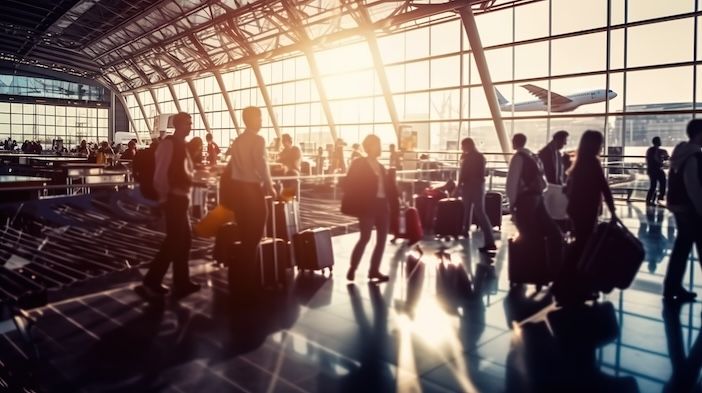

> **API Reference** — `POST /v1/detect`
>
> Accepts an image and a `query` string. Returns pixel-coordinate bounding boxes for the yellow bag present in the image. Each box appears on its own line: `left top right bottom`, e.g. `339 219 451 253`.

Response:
280 187 296 202
194 205 235 237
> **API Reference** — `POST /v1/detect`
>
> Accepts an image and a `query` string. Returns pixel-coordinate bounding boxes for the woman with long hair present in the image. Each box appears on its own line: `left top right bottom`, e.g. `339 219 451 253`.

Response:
341 135 399 282
554 130 616 305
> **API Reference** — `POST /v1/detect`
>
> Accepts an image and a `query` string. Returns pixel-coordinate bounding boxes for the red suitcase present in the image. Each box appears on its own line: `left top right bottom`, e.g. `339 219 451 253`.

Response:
391 206 424 244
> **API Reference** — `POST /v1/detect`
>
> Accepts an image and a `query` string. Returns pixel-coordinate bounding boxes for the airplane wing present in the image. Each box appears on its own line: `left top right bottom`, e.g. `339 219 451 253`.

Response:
521 84 572 106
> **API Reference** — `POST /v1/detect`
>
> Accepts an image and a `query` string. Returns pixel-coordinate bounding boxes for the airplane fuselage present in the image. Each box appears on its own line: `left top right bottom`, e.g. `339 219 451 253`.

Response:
500 89 617 112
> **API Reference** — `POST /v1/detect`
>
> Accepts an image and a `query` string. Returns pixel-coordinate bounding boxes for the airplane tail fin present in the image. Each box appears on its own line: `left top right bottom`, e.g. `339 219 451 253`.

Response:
494 88 509 106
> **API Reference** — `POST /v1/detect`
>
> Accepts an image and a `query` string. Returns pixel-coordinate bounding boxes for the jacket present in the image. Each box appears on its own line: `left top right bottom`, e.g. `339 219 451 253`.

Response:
458 151 486 188
538 142 565 185
667 141 702 215
341 157 399 217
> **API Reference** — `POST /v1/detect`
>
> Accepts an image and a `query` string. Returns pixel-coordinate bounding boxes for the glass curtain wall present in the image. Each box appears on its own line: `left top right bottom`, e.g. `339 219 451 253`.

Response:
0 102 108 148
125 0 700 159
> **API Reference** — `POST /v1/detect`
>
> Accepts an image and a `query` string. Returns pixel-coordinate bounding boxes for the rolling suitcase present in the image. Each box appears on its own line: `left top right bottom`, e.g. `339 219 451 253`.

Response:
391 206 424 244
508 236 555 288
293 228 334 274
471 191 503 230
434 198 465 238
484 191 503 230
577 218 644 293
414 194 438 230
228 238 291 290
265 197 300 242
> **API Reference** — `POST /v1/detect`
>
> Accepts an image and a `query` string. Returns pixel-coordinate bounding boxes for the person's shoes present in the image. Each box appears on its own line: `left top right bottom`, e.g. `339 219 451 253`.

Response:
663 289 697 303
479 244 497 253
135 283 169 300
172 282 201 298
346 269 356 281
368 272 390 283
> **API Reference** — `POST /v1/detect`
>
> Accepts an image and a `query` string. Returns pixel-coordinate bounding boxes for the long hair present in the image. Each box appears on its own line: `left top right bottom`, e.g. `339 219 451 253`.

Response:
568 130 603 176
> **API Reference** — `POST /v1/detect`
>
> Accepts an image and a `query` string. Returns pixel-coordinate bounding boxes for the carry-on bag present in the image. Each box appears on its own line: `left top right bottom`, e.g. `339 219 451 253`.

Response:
213 222 239 265
577 217 644 293
195 205 235 238
391 206 424 244
471 191 503 230
265 197 300 242
434 197 465 238
508 236 557 288
414 194 438 230
293 228 334 274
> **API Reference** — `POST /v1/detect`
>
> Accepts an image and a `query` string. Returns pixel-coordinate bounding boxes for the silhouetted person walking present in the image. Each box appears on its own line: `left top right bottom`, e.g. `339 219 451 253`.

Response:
138 112 199 299
342 135 399 282
646 136 670 206
555 130 615 306
226 106 276 293
538 130 569 185
455 137 496 252
506 133 562 259
663 120 702 302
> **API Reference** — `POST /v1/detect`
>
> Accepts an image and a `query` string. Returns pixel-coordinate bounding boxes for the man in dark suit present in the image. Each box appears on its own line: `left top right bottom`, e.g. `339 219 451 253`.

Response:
538 130 569 185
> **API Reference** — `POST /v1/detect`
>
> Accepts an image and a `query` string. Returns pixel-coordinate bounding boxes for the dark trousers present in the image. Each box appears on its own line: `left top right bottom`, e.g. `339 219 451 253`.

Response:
462 183 495 246
229 180 267 290
555 212 597 299
514 195 564 273
350 198 389 275
664 212 702 294
647 170 667 203
143 195 192 288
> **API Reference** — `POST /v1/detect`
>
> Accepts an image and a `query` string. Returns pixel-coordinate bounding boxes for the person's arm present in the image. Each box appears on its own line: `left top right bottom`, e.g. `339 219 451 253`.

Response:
254 137 275 196
506 154 523 210
600 165 616 217
683 157 702 216
153 139 173 200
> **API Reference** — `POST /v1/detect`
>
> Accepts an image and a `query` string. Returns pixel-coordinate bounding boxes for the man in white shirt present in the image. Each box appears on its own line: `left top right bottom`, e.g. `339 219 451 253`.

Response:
226 106 276 295
138 112 200 299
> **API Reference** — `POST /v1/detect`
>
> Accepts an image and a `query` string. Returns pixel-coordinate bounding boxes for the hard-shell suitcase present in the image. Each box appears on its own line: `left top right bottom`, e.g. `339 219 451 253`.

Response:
508 236 556 288
391 206 424 243
414 194 438 230
484 191 503 230
293 228 334 274
577 218 644 293
228 238 291 290
434 198 465 238
265 197 300 242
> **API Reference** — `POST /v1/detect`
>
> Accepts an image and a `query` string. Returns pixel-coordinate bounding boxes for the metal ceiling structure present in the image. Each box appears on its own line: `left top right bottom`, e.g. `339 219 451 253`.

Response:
0 0 538 93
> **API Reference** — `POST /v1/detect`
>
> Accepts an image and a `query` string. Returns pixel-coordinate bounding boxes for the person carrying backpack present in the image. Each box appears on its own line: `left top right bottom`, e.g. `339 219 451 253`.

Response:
136 113 200 299
663 120 702 303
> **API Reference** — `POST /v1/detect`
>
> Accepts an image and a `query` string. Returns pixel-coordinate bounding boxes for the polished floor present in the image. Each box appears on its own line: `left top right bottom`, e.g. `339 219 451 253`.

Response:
1 201 700 392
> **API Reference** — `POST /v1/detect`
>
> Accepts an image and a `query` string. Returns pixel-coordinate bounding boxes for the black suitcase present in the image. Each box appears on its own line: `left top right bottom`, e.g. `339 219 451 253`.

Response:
434 198 464 238
265 198 300 242
473 191 502 230
508 236 556 288
577 219 644 293
228 238 291 290
293 228 334 274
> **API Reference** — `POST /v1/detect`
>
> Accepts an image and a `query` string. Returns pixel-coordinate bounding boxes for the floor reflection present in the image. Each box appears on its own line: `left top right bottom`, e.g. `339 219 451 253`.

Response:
0 201 700 392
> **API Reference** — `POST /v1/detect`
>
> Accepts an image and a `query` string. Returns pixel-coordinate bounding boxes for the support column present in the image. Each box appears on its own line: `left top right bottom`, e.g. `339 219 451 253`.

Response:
251 61 281 138
304 48 338 142
186 78 213 135
147 87 162 115
115 93 142 145
167 82 183 112
365 31 402 144
133 91 153 137
459 6 510 161
214 70 242 135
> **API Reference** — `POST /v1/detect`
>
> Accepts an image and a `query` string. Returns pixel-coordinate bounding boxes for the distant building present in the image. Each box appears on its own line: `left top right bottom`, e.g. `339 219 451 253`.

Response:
612 103 693 147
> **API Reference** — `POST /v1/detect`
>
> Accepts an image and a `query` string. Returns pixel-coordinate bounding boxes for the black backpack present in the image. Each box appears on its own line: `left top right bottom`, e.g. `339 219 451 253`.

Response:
133 146 158 200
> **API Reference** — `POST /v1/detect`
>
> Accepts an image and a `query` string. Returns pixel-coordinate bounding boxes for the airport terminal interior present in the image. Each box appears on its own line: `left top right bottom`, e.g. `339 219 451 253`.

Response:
0 0 701 392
